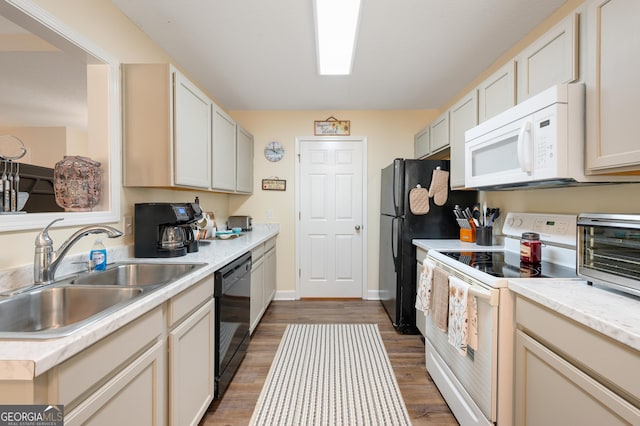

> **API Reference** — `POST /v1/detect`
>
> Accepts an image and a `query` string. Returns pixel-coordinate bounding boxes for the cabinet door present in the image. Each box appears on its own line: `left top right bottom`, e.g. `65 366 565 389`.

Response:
449 91 478 189
169 300 215 426
515 330 639 425
264 246 276 308
174 71 211 188
250 256 264 334
65 341 166 426
429 112 450 154
236 125 254 194
211 105 237 191
478 61 516 122
517 13 579 101
586 0 640 173
414 127 430 159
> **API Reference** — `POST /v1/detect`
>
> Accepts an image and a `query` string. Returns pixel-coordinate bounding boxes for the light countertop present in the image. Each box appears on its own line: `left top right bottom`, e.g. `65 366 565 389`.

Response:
413 238 640 352
0 224 279 379
508 279 640 352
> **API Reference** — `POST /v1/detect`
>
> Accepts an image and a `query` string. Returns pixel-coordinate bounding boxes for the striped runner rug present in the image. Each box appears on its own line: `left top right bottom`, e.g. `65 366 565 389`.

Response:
250 324 412 426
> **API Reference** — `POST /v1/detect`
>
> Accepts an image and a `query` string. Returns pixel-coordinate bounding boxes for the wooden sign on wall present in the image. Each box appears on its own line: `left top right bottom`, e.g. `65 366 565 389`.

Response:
314 116 350 136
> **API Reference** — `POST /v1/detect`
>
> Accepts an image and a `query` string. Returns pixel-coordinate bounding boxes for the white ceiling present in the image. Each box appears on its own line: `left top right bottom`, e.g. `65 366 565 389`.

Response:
111 0 567 111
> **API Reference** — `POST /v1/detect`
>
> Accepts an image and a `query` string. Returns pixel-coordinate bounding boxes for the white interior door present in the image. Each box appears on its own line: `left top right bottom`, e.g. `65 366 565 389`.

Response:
297 138 366 298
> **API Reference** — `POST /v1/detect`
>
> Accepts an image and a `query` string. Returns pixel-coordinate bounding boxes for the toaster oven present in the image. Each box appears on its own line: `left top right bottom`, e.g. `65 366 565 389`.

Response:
228 215 252 231
577 213 640 297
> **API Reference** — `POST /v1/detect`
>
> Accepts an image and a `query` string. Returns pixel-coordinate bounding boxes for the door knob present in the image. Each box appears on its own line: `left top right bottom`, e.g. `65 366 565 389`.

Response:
355 225 361 231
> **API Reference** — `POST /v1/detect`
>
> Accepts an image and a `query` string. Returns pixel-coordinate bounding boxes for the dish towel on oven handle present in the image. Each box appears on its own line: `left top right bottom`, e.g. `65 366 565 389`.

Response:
447 275 479 356
432 267 450 332
415 258 434 314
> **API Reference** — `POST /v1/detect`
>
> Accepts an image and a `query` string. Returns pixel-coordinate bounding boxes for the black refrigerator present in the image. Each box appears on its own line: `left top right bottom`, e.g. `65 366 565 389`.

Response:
379 159 477 333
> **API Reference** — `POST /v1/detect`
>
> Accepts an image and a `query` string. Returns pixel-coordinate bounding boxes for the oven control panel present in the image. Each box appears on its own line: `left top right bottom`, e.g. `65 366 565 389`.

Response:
502 212 577 247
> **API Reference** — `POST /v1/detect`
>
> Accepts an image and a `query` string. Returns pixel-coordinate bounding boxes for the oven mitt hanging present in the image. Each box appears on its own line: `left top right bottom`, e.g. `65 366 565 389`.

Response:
428 166 449 206
409 184 429 215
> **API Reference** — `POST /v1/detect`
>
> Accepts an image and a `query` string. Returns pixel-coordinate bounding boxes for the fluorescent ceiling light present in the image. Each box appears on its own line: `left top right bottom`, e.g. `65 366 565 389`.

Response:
313 0 362 75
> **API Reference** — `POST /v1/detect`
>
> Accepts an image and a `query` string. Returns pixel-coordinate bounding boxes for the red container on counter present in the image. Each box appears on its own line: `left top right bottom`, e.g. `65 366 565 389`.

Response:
520 232 542 263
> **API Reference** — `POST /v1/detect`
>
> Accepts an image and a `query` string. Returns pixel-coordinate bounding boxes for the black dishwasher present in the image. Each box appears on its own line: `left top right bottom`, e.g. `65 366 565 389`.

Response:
214 252 251 399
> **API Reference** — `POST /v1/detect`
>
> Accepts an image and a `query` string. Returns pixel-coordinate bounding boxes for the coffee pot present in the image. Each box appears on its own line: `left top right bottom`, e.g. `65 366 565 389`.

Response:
134 202 202 258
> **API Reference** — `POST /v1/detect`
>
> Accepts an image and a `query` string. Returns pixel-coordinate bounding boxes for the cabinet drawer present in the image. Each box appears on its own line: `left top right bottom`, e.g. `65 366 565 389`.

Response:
64 340 165 426
49 306 164 408
168 275 214 327
252 243 265 261
265 237 276 252
516 297 640 406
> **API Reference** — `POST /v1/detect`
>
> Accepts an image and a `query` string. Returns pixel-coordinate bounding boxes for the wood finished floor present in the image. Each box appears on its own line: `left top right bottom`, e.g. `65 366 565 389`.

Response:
200 300 458 425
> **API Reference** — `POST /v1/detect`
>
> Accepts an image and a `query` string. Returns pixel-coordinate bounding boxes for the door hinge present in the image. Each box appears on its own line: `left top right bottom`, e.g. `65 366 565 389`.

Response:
299 268 301 277
299 212 301 220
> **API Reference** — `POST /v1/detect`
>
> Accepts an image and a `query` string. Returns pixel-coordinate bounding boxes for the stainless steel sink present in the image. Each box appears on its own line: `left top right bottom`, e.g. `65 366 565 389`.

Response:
0 262 206 339
0 286 143 337
67 262 206 287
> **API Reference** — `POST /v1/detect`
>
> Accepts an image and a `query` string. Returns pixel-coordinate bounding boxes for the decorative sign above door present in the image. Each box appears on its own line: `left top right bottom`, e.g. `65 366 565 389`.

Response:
314 116 350 136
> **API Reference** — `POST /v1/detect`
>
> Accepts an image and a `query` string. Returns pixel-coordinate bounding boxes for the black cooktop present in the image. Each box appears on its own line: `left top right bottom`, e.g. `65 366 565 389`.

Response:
440 251 579 279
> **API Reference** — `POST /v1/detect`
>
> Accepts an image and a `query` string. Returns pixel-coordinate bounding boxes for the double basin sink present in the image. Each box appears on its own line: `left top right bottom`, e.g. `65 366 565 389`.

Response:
0 262 205 339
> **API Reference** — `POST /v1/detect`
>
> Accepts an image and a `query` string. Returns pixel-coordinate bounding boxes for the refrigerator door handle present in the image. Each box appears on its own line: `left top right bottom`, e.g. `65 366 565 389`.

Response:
391 216 399 272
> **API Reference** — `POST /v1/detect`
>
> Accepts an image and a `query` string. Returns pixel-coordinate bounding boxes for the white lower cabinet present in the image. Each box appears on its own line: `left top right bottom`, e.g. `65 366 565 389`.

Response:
264 240 276 308
514 296 640 425
250 248 265 334
168 300 215 426
250 237 277 334
57 307 166 425
65 340 166 426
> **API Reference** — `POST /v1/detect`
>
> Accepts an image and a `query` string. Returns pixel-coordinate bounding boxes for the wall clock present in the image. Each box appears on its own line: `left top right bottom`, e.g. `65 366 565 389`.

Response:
264 141 285 162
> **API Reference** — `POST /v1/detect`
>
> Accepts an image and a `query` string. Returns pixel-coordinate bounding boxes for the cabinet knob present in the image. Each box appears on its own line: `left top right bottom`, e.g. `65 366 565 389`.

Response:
355 225 361 231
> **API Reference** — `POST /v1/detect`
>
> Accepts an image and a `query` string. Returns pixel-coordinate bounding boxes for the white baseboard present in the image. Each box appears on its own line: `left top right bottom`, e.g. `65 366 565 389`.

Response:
274 290 297 300
273 290 381 301
365 290 381 300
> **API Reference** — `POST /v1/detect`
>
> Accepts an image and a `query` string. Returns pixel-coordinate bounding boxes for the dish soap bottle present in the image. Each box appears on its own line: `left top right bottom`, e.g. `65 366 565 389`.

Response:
90 239 107 271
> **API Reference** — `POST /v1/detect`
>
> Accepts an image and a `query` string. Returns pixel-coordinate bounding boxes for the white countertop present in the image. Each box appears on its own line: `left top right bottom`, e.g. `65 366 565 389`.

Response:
0 224 279 379
508 279 640 352
413 238 640 352
413 238 504 252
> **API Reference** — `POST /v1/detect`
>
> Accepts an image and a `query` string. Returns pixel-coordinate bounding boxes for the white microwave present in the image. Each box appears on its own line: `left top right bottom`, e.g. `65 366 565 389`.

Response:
465 83 589 189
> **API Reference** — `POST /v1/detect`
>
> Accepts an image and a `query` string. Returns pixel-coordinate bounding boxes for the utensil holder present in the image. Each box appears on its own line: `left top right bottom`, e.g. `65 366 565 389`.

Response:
476 226 493 246
460 228 476 242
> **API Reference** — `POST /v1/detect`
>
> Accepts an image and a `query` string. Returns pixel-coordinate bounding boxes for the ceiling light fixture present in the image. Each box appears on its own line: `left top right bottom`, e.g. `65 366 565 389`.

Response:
313 0 362 75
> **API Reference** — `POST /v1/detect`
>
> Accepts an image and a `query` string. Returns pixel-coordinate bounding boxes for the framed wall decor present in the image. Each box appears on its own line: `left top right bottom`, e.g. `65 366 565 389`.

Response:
314 116 350 136
262 178 286 191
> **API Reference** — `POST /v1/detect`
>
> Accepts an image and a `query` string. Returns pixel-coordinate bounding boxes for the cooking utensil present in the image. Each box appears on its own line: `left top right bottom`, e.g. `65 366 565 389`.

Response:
2 161 8 212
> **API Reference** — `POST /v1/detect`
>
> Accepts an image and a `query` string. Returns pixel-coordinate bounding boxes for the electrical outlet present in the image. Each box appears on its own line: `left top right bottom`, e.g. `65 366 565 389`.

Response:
266 209 274 220
123 215 133 236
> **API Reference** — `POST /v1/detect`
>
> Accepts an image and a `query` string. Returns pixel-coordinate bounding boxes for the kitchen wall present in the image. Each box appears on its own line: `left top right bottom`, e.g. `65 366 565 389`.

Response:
229 110 436 295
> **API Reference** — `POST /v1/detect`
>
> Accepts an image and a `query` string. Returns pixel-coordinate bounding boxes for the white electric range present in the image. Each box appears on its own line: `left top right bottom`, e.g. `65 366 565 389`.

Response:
416 212 580 426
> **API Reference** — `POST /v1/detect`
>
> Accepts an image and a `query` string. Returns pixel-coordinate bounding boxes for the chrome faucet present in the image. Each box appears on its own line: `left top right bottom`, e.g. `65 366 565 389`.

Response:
34 218 123 284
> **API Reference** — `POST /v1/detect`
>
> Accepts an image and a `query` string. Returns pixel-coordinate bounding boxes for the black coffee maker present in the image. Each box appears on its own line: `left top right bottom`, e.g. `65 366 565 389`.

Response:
134 202 202 258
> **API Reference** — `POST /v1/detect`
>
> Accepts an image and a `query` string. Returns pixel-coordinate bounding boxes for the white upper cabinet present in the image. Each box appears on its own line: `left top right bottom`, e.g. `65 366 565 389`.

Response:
478 61 516 122
414 126 430 159
123 63 254 194
449 90 478 189
517 13 580 101
236 125 254 194
211 105 237 192
585 0 640 173
429 111 450 155
174 72 212 188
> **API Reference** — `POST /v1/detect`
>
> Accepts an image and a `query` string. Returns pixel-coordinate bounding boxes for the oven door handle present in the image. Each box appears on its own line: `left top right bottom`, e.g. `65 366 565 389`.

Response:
468 285 499 307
